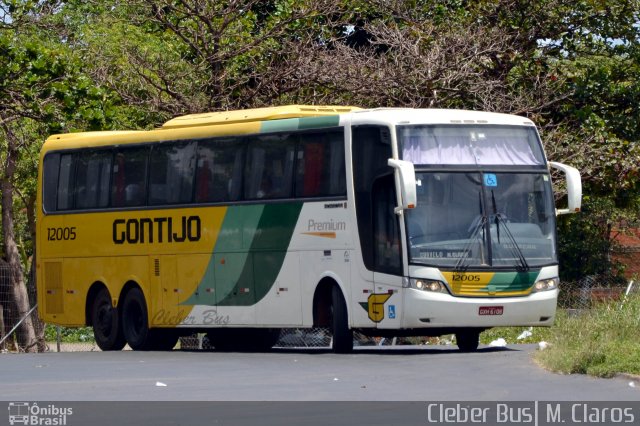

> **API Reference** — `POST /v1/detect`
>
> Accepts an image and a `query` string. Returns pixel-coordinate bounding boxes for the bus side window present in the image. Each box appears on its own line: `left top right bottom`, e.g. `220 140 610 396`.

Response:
295 130 346 198
195 137 246 203
245 134 295 200
373 175 402 273
327 131 346 196
149 141 196 205
111 147 149 207
57 153 75 210
43 153 60 212
75 150 112 209
297 137 323 197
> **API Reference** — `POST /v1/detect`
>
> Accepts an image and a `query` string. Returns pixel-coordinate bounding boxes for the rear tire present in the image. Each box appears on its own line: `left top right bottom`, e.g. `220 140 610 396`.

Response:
455 329 480 352
91 288 126 351
331 286 353 353
121 287 153 350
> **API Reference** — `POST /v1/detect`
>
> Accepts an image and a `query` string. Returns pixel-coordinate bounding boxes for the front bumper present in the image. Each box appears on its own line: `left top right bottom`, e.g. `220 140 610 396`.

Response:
402 287 558 328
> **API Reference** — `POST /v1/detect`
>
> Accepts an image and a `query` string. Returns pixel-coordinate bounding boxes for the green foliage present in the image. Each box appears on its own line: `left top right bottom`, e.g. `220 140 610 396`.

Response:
536 294 640 377
44 325 95 343
556 197 632 281
0 32 115 132
0 3 149 270
549 53 640 200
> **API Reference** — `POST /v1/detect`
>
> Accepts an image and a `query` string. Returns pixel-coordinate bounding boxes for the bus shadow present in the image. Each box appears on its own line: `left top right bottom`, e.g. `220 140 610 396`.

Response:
266 345 519 356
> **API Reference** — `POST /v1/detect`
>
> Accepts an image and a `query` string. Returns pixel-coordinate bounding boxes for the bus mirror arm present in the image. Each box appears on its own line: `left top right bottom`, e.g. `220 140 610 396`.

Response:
549 161 582 216
388 159 417 214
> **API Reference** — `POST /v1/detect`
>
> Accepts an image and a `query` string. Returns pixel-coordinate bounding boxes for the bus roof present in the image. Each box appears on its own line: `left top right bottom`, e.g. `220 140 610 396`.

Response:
161 105 362 129
162 106 535 131
42 106 535 150
45 130 144 143
350 108 536 127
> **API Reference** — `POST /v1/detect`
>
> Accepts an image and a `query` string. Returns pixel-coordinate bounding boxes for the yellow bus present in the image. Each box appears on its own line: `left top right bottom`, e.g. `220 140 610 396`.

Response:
36 105 581 352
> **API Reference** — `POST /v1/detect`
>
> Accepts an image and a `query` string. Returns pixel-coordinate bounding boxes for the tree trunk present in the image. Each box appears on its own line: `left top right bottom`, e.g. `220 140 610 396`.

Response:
27 254 47 352
1 124 37 352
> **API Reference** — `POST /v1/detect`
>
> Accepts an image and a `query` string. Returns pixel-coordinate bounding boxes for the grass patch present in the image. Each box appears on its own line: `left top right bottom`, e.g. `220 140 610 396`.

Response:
536 294 640 378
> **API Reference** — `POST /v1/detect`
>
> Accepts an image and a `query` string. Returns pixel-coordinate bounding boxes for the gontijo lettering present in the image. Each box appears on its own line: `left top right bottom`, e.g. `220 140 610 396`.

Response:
113 216 201 244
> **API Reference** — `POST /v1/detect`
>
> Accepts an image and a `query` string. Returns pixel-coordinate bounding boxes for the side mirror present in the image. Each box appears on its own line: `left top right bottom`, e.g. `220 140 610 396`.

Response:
549 161 582 215
388 159 417 213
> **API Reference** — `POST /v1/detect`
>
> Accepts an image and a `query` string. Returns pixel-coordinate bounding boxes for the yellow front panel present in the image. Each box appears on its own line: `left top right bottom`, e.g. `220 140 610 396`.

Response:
441 271 538 297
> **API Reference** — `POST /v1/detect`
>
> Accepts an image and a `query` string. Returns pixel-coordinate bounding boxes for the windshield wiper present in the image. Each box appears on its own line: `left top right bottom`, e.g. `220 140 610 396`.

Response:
454 215 487 272
455 191 488 271
491 190 529 271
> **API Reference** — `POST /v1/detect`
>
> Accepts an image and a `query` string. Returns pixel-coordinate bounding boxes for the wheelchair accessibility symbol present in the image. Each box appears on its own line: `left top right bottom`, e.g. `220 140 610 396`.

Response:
484 173 498 187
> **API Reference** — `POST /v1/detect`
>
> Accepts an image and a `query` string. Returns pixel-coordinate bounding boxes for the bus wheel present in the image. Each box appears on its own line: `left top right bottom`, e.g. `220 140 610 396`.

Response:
455 329 480 352
92 288 126 351
331 286 353 353
121 287 153 351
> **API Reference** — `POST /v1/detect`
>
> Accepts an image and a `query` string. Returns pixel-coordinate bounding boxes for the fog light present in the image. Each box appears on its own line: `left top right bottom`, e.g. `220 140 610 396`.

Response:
533 278 559 292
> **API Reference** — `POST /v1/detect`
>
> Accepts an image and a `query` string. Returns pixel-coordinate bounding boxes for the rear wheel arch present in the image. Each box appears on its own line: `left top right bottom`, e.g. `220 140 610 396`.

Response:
312 277 353 353
313 277 347 327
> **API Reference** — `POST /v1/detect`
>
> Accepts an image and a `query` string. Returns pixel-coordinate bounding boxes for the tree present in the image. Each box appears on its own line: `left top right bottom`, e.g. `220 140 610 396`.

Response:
54 0 350 119
0 3 123 350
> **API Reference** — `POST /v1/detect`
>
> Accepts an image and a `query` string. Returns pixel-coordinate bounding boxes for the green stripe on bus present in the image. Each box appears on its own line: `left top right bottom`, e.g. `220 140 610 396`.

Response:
184 203 303 306
481 271 539 294
183 205 264 306
217 204 265 251
259 115 339 133
297 115 340 129
260 118 300 133
218 202 303 306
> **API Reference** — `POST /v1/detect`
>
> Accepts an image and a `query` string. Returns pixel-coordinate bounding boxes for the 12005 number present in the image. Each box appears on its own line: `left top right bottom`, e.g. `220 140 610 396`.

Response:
47 227 77 241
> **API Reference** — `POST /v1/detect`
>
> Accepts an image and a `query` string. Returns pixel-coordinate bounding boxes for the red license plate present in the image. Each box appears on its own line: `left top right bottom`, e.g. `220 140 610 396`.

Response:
479 306 504 315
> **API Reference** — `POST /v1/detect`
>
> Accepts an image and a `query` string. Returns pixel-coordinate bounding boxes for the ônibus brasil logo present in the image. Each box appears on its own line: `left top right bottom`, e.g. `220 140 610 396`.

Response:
8 402 73 426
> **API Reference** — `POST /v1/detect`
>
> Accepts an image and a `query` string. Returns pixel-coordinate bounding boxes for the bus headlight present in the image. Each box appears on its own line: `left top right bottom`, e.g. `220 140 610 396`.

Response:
532 278 559 292
411 279 449 294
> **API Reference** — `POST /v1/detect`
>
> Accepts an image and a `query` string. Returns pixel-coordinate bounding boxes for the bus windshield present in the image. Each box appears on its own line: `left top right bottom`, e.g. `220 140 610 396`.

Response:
405 171 557 269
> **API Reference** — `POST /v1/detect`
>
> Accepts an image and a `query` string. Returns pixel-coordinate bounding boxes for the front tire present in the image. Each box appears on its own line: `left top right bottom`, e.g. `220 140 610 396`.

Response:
331 286 353 353
91 287 126 351
455 329 481 352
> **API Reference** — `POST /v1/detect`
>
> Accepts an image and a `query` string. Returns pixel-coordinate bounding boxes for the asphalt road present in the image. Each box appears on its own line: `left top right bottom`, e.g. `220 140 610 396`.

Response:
1 344 637 402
